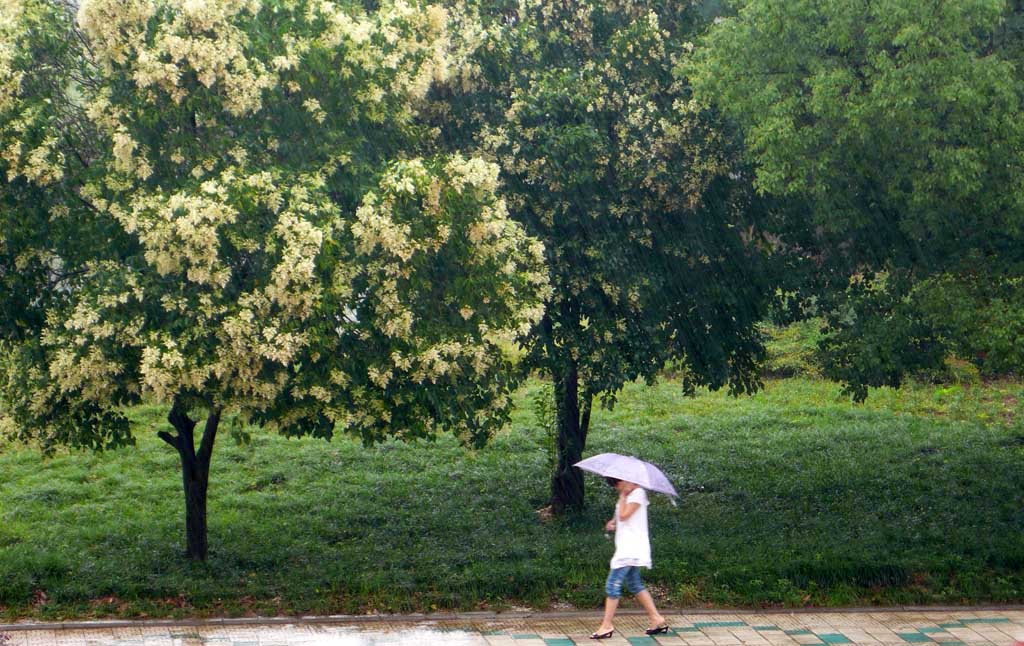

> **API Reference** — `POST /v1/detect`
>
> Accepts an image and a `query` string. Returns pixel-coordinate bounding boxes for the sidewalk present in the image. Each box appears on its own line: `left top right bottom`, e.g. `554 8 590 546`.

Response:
2 608 1023 646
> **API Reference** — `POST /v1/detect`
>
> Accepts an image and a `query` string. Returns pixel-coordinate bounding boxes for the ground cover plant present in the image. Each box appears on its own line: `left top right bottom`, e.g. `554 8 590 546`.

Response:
1 377 1022 620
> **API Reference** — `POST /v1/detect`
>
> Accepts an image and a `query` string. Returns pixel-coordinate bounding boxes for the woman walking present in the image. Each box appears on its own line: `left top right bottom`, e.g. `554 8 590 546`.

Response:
590 476 669 639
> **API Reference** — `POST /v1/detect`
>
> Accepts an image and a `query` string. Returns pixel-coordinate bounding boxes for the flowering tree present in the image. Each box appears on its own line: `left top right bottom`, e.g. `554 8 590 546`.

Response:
0 0 548 560
435 0 776 510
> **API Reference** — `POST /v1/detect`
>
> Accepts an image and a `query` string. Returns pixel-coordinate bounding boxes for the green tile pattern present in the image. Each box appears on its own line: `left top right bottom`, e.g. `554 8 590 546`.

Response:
919 628 945 634
543 639 574 646
787 629 814 635
627 638 658 646
818 633 852 644
513 635 541 640
695 621 748 628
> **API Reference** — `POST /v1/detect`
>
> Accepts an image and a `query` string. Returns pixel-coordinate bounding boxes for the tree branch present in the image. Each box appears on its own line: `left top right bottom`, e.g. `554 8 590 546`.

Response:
157 430 179 449
580 392 592 441
197 408 220 464
168 398 197 461
70 190 102 216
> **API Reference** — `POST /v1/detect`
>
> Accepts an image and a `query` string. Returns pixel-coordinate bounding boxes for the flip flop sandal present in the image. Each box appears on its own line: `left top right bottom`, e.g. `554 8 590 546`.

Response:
645 625 670 635
591 629 615 639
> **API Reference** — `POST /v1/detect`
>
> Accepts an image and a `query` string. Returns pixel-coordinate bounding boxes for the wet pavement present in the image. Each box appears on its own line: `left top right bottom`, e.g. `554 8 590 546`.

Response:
2 609 1023 646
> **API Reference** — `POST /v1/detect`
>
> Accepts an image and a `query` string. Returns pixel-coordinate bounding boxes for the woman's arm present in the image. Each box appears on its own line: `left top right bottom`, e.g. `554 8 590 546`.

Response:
617 498 641 520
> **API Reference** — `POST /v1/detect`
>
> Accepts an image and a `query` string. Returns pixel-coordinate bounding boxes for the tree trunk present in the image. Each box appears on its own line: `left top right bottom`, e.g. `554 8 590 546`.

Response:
158 400 221 561
550 358 593 512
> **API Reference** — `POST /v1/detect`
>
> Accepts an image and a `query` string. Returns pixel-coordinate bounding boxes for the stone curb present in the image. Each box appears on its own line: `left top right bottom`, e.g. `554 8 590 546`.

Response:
3 606 1024 633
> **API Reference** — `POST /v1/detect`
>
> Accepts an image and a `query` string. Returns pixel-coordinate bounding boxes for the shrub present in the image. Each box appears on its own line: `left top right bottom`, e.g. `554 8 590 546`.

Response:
762 319 824 378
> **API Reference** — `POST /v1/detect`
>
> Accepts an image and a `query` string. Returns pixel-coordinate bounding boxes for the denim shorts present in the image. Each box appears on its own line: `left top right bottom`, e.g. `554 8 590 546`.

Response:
605 566 645 599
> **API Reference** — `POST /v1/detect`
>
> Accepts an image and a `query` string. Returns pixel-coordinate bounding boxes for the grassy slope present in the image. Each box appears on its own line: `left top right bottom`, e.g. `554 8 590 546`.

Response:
1 378 1022 620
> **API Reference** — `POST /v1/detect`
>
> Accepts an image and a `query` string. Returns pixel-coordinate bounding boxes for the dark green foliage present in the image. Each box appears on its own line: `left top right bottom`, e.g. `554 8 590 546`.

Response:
689 0 1024 398
819 269 1024 399
911 272 1024 378
819 271 948 402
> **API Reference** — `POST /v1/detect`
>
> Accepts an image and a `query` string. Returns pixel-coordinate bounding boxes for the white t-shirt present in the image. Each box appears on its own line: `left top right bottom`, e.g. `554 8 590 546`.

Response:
610 487 652 569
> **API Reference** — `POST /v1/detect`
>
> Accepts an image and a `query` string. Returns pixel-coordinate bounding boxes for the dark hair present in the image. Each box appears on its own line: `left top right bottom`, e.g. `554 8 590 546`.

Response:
604 476 620 487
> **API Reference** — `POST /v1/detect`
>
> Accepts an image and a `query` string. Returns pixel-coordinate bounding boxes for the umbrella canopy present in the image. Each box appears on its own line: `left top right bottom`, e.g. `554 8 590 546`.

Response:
574 452 678 497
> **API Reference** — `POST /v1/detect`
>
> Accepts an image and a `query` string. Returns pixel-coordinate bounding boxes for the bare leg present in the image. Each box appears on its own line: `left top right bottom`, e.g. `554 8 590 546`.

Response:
594 596 619 634
635 589 666 630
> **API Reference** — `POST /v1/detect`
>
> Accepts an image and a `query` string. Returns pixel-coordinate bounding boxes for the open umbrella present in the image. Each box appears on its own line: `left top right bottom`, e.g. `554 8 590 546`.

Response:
574 452 678 497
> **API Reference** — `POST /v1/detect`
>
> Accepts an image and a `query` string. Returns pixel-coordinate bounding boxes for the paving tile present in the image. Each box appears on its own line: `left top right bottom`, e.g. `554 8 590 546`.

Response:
704 629 742 638
971 632 1012 644
817 633 853 644
842 634 880 645
896 633 933 643
944 630 989 644
738 619 775 629
696 623 749 629
5 611 1024 646
771 619 814 631
675 617 714 626
992 625 1023 640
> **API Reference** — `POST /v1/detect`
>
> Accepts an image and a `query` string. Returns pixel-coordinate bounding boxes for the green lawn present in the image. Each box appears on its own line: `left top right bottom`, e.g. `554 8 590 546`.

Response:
1 378 1023 620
